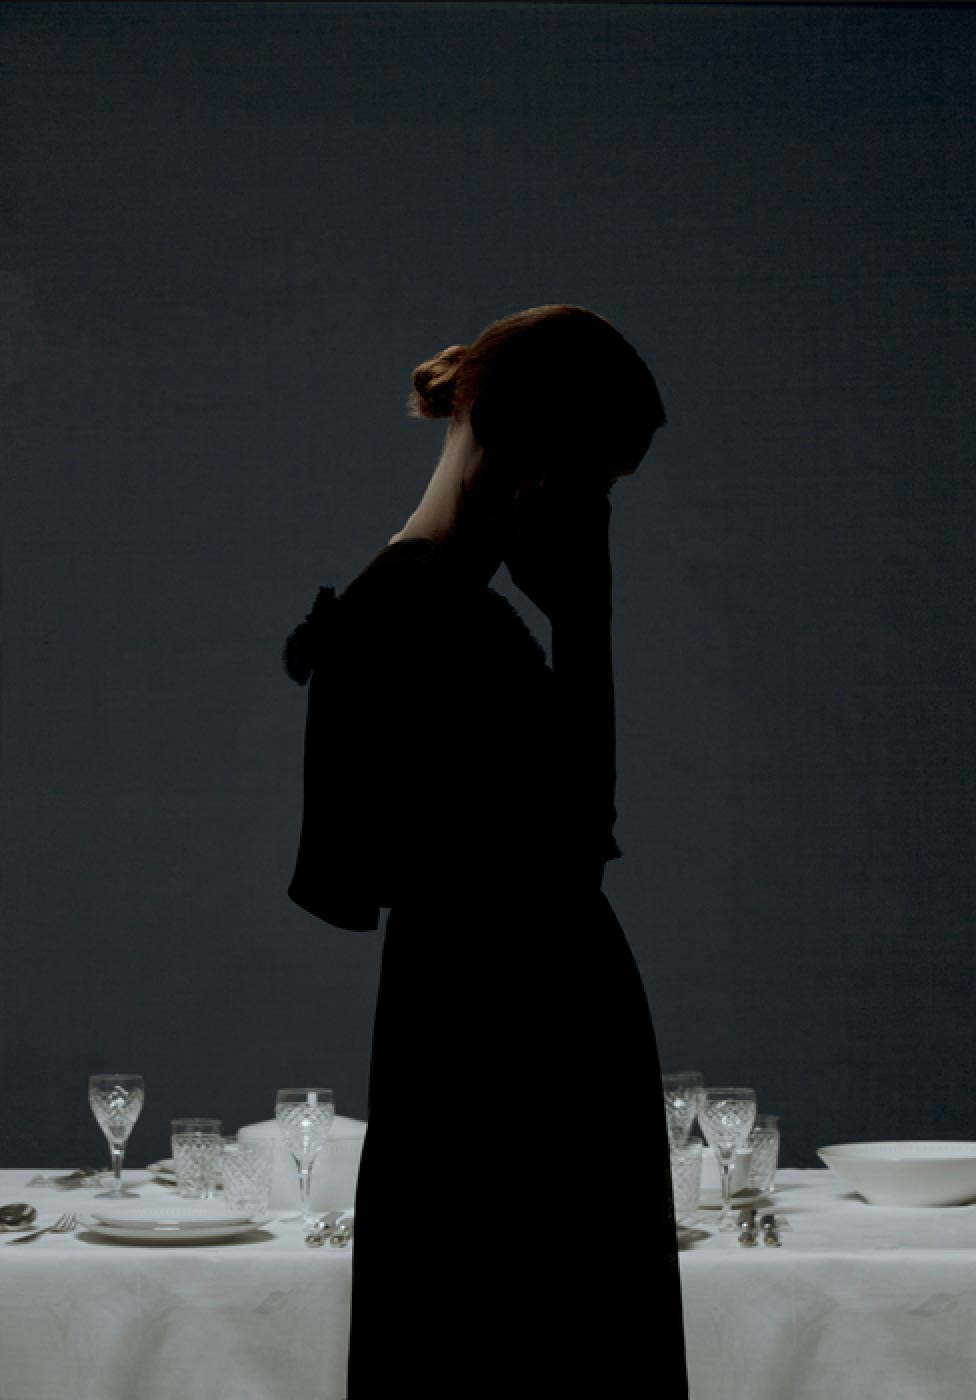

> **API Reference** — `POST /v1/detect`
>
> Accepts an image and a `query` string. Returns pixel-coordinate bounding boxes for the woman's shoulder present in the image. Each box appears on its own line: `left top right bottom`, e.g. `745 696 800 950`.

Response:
283 536 550 685
282 541 436 684
358 540 550 674
340 537 441 604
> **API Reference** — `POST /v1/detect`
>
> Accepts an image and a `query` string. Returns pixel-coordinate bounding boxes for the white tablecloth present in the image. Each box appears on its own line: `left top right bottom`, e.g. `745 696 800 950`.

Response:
0 1168 352 1400
1 1167 974 1400
682 1166 976 1400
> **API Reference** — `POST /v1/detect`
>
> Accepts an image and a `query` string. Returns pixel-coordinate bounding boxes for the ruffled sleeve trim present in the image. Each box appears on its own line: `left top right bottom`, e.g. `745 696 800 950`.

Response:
282 585 341 686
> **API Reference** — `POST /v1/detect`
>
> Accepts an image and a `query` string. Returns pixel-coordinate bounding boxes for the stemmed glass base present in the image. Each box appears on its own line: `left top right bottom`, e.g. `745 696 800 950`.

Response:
717 1151 740 1230
94 1142 140 1198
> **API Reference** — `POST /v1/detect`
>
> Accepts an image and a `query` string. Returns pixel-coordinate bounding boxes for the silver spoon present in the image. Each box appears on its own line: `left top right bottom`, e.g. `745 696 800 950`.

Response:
329 1222 354 1248
308 1215 345 1248
305 1210 345 1248
0 1203 37 1231
760 1214 782 1247
760 1210 790 1232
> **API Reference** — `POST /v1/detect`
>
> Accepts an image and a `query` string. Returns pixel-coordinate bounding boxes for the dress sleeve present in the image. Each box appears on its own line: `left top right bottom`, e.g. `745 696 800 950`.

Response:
282 543 449 929
283 583 385 930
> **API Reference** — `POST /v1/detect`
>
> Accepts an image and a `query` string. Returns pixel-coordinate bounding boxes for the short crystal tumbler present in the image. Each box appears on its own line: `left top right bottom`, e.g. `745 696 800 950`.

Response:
670 1134 703 1224
171 1118 223 1199
221 1135 275 1212
746 1114 780 1193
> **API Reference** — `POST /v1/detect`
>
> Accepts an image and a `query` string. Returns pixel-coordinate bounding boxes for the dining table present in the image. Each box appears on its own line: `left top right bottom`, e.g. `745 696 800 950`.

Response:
0 1164 974 1399
681 1165 976 1399
0 1165 353 1400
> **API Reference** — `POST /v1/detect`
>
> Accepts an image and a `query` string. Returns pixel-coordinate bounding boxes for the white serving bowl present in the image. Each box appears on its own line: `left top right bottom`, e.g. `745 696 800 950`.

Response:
816 1141 976 1207
238 1115 366 1211
697 1144 754 1206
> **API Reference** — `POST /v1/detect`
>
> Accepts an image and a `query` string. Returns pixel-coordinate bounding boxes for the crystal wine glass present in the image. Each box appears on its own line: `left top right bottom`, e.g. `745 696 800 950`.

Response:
662 1071 704 1149
698 1086 756 1231
275 1088 335 1224
88 1073 145 1198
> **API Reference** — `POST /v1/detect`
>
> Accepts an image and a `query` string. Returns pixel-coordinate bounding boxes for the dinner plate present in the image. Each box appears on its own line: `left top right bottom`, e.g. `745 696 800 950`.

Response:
89 1199 258 1227
78 1211 273 1244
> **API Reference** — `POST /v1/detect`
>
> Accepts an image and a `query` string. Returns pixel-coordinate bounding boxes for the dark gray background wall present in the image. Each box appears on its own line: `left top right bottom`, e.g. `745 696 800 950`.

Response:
1 2 972 1171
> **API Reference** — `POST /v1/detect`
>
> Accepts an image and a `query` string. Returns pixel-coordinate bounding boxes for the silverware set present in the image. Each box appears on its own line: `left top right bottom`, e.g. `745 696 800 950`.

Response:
737 1206 789 1247
305 1210 354 1248
1 1194 353 1248
4 1212 78 1245
26 1168 108 1190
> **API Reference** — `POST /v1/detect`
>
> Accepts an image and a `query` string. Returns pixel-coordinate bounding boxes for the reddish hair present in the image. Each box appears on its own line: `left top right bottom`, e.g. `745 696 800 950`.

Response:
406 303 665 490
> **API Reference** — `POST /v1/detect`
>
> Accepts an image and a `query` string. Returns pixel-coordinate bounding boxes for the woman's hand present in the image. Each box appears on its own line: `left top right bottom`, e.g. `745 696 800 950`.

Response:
504 477 612 623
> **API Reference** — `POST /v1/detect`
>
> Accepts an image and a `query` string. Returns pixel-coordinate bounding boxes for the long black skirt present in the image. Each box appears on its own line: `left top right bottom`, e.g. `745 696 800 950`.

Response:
346 882 689 1398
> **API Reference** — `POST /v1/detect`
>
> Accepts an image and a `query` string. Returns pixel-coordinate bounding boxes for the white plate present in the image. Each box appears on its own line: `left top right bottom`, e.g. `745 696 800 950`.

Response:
78 1211 274 1244
89 1200 257 1228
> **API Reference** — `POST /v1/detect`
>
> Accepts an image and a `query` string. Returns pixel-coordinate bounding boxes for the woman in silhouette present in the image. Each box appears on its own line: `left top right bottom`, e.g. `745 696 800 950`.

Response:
284 304 689 1398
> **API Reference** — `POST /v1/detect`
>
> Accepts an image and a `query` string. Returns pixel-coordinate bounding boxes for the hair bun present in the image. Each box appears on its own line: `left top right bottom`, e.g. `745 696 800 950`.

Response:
406 343 468 419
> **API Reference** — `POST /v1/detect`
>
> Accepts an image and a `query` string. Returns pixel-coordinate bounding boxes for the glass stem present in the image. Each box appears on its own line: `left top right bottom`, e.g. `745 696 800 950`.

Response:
719 1151 733 1227
110 1142 125 1194
298 1163 313 1219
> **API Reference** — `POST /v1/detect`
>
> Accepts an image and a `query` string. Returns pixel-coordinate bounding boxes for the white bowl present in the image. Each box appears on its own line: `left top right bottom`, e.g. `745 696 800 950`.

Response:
238 1115 366 1211
816 1141 976 1206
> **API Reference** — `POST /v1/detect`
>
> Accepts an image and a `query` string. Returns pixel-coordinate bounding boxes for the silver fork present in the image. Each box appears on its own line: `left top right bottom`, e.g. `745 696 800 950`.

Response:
6 1212 78 1245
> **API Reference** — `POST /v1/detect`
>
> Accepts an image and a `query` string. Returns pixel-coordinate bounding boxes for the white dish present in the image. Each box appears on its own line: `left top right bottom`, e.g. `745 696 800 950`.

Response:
88 1200 258 1228
78 1211 273 1244
817 1140 976 1207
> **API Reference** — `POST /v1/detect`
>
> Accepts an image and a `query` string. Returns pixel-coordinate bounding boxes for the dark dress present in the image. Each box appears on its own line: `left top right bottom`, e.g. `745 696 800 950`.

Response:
283 537 689 1399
